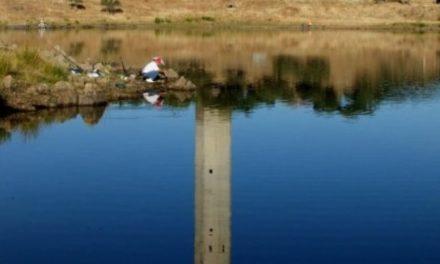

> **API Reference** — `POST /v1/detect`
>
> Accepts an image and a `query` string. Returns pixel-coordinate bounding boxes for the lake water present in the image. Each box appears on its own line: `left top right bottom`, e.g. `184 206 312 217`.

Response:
1 30 440 264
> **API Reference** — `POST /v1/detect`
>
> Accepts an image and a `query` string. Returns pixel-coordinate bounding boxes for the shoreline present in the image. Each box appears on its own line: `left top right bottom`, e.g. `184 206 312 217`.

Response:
1 19 440 33
0 46 196 112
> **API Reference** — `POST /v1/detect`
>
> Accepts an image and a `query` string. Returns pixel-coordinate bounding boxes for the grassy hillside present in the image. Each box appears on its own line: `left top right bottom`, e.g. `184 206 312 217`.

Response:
0 0 439 28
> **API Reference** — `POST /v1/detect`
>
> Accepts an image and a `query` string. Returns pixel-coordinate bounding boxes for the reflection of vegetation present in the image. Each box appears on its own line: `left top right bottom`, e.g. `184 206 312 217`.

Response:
100 38 122 62
274 55 330 85
193 54 437 117
177 60 214 88
0 127 11 143
340 72 379 116
184 16 215 23
1 52 438 143
0 106 106 144
154 17 172 24
68 41 85 57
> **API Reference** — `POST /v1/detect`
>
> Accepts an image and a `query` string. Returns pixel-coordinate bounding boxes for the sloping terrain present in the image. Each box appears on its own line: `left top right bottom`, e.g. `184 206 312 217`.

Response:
0 0 439 27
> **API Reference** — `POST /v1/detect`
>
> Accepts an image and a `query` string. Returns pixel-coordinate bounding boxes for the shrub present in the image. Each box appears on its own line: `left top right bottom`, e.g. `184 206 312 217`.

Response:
101 0 123 14
69 0 86 10
201 16 215 22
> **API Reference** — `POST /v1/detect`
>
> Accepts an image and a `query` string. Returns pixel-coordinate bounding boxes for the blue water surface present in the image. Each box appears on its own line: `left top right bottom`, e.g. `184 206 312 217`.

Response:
1 94 440 263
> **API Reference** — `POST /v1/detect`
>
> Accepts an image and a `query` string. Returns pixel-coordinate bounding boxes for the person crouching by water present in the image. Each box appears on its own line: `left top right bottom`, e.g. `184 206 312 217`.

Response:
142 56 165 83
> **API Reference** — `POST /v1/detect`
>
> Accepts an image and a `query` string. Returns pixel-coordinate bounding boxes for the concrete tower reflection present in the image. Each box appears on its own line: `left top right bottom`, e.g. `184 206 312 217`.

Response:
195 105 231 264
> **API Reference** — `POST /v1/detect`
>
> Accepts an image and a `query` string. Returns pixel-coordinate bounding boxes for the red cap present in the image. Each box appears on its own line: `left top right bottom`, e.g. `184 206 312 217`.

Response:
153 56 165 65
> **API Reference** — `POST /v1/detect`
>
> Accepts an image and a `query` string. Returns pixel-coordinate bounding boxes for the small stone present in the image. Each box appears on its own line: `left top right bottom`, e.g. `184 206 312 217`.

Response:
79 63 93 72
94 63 104 71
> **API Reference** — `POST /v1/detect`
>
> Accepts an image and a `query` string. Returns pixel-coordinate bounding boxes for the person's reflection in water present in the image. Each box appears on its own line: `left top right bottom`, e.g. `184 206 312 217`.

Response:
143 91 165 107
195 105 231 264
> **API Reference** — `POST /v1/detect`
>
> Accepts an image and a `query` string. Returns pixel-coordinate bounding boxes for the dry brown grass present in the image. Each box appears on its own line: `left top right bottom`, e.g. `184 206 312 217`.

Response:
0 0 439 27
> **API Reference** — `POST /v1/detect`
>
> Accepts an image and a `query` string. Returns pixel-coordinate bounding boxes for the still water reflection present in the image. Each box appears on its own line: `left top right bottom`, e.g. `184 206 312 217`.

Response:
1 30 440 263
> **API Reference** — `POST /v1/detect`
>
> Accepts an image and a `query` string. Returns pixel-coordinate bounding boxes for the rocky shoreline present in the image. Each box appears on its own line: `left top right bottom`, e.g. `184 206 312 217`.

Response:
0 45 196 112
1 74 196 111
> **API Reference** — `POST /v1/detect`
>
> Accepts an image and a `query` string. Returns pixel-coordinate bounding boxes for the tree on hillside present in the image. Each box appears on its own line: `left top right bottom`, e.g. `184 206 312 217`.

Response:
68 0 86 10
101 0 123 14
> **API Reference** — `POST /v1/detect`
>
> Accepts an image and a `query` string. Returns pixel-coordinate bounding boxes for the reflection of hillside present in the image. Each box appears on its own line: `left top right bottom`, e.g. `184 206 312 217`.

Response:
1 30 440 141
2 30 439 91
195 52 440 116
0 106 105 143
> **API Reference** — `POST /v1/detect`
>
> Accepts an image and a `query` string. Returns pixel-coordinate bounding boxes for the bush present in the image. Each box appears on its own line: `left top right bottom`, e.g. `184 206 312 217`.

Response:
101 0 123 14
69 0 86 10
201 16 215 22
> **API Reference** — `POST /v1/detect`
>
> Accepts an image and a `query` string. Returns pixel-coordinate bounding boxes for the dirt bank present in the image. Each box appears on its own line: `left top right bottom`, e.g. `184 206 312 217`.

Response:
1 1 439 30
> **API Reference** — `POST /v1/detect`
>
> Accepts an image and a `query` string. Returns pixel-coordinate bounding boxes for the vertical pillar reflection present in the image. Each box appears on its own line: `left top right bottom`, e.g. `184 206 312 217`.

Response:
195 105 231 264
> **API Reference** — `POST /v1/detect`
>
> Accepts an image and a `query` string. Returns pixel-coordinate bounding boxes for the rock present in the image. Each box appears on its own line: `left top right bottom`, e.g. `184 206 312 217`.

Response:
53 81 72 91
26 83 50 95
96 77 110 87
94 63 105 71
3 91 36 111
37 84 51 95
164 69 179 79
169 76 196 91
78 83 108 105
52 81 78 105
129 74 137 81
2 75 13 90
79 63 93 72
4 100 36 111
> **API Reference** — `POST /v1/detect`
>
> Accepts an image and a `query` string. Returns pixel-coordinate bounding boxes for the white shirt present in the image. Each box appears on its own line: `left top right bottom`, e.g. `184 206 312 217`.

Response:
142 61 160 74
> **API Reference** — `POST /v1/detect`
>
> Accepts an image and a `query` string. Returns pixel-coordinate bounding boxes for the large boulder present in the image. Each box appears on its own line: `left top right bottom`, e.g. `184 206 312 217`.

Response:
169 76 196 91
78 83 108 105
164 68 179 80
52 81 78 106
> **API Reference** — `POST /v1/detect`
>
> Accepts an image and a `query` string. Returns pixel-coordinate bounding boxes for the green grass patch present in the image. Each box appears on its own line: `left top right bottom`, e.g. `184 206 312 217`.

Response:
0 48 68 84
